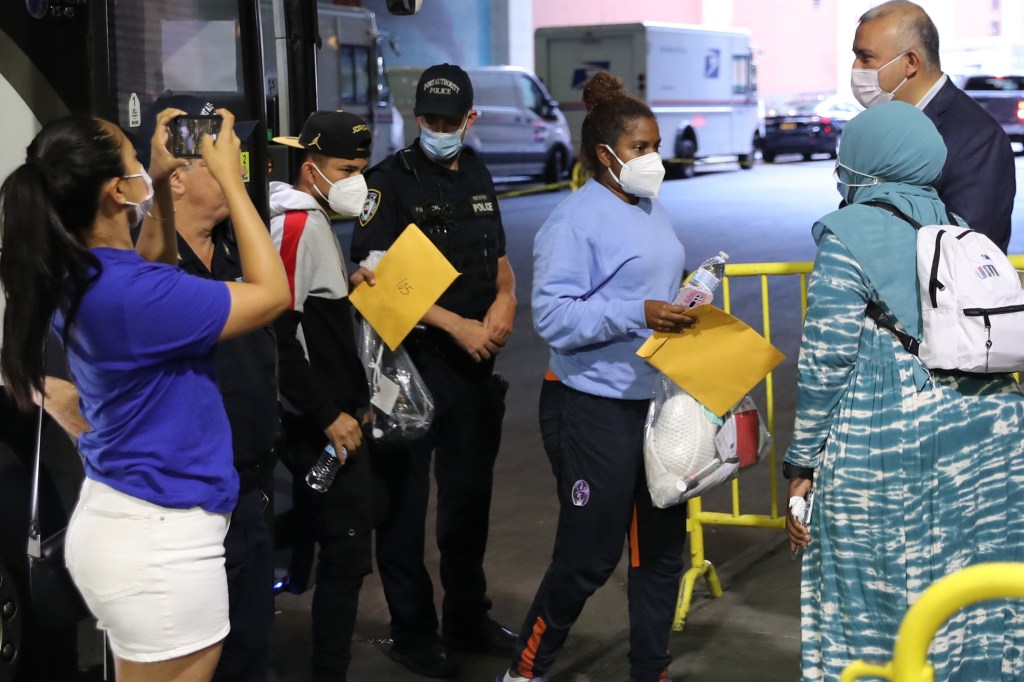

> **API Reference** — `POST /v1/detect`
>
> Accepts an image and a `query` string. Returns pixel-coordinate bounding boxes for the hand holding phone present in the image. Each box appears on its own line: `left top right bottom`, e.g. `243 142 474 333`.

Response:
789 489 814 558
171 114 223 158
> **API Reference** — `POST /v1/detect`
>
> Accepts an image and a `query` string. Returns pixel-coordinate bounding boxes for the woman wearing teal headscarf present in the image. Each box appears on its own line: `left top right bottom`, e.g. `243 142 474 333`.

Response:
784 101 1024 681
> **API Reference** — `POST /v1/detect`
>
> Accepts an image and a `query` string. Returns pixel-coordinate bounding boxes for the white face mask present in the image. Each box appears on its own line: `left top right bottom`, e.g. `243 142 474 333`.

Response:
833 160 883 203
312 164 369 216
850 52 908 108
122 167 154 228
602 146 666 198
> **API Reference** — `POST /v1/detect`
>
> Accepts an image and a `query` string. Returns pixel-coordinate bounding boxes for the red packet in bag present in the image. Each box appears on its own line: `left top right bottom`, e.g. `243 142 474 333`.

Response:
714 395 770 469
732 408 761 467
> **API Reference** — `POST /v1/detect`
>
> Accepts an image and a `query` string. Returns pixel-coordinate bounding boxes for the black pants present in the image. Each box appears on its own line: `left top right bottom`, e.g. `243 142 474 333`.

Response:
212 487 274 682
512 380 688 682
283 414 376 682
374 346 506 644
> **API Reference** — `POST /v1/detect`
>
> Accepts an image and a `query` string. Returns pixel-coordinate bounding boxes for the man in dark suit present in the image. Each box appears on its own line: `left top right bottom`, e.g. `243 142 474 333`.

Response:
852 0 1015 252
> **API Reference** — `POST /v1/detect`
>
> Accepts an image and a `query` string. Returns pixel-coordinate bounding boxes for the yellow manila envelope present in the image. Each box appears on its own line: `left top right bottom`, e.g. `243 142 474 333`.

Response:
349 224 460 351
636 305 785 416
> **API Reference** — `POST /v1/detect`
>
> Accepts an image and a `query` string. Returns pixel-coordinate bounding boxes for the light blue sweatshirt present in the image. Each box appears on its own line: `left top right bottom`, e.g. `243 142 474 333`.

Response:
532 179 686 399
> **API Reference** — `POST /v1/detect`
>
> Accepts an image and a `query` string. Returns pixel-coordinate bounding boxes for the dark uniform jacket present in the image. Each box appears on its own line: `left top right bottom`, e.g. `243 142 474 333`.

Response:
176 227 279 492
352 142 506 323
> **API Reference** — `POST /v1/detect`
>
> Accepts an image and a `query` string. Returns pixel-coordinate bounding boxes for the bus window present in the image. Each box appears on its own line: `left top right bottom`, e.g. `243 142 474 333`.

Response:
107 0 244 131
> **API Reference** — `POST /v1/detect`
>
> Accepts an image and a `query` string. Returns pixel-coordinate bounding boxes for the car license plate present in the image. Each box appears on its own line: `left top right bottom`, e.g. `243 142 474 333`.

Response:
780 122 797 130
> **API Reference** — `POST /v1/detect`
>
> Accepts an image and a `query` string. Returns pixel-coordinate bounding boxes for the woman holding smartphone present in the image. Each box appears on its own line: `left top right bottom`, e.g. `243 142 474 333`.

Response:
0 109 289 682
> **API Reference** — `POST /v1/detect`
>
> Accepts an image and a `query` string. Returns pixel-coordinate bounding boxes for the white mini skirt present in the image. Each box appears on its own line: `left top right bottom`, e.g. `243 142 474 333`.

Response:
65 478 231 662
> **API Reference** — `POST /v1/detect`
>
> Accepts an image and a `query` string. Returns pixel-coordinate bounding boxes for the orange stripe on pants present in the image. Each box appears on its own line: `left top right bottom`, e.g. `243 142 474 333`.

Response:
630 503 641 568
517 615 548 678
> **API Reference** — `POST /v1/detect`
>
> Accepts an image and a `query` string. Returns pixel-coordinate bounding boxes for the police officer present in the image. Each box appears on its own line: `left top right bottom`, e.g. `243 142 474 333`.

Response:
351 63 517 678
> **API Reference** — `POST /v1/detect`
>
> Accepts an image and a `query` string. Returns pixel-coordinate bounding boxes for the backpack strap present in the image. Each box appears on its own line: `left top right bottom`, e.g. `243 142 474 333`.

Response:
858 200 934 356
865 301 920 357
863 199 960 310
862 200 960 229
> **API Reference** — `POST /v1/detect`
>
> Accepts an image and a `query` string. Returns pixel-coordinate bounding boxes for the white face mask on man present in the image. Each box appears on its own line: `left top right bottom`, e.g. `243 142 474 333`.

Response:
602 145 666 198
850 52 909 108
311 164 369 216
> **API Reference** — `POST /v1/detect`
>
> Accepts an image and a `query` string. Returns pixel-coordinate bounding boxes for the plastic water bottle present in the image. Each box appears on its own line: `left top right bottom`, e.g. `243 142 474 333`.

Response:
675 251 730 309
305 444 347 493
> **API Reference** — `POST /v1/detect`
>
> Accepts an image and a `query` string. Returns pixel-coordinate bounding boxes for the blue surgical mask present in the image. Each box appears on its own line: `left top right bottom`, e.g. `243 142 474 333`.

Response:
419 120 466 162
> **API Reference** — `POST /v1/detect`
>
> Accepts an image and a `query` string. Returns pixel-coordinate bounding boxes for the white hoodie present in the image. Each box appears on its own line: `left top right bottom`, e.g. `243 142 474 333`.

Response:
268 180 350 312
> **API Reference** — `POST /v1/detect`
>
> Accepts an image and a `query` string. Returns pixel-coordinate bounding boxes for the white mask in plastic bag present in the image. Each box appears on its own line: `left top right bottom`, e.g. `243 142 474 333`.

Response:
603 146 666 198
312 164 369 216
851 52 908 108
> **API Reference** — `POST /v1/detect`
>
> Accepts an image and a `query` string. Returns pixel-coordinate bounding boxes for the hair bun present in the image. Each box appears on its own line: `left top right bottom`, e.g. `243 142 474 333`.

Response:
582 72 625 114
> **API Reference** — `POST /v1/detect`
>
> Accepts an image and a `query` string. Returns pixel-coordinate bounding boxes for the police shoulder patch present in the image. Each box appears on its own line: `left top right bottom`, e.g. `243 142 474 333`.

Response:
359 189 381 227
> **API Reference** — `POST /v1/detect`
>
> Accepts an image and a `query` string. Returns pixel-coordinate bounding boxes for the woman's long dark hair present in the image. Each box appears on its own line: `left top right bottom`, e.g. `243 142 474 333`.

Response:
1 117 123 411
580 71 656 174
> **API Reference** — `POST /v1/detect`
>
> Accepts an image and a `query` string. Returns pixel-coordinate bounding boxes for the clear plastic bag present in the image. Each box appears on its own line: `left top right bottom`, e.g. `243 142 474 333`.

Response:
358 318 435 443
643 376 770 508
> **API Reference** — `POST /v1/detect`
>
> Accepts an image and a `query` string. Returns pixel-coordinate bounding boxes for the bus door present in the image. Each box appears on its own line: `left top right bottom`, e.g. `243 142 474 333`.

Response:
96 0 269 217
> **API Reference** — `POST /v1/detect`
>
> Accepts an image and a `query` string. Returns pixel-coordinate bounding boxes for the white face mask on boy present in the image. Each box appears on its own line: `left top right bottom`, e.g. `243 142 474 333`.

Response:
312 164 369 216
602 145 666 198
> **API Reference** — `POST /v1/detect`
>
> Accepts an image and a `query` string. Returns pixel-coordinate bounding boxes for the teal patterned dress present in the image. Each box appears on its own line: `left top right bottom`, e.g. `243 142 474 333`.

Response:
786 230 1024 681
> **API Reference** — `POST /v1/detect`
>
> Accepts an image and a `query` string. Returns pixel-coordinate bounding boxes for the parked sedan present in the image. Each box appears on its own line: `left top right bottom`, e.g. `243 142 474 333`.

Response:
760 96 862 163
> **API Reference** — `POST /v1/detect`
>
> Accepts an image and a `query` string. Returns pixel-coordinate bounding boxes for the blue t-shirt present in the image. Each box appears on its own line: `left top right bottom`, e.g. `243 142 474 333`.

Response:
532 179 686 399
54 248 236 512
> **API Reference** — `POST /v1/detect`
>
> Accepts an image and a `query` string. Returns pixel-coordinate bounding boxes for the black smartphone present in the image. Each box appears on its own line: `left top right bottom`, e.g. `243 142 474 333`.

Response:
170 114 223 158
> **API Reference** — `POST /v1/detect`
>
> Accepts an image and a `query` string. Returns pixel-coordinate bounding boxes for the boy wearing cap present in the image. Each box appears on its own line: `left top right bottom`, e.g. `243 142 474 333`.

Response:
270 111 375 682
350 63 516 678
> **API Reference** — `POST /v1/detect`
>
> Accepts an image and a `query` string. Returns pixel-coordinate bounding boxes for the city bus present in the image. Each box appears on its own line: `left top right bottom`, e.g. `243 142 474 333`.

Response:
0 1 419 679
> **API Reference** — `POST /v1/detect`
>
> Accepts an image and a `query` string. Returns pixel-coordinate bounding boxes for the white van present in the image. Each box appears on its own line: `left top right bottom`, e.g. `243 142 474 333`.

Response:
388 65 574 182
535 22 761 177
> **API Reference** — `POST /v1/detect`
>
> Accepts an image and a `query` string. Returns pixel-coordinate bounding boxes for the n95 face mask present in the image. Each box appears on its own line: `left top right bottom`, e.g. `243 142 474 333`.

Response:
312 164 369 216
603 146 666 198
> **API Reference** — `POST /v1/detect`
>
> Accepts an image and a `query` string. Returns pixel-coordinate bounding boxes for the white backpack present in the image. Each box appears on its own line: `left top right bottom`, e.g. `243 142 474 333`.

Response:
865 201 1024 374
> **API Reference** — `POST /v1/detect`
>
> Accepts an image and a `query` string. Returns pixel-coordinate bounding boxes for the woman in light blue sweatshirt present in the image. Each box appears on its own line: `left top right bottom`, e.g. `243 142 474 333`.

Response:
499 72 692 682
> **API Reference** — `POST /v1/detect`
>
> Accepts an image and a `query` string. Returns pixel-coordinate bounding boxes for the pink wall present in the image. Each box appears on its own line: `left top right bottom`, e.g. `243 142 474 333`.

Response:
532 0 702 28
734 0 839 98
952 2 999 40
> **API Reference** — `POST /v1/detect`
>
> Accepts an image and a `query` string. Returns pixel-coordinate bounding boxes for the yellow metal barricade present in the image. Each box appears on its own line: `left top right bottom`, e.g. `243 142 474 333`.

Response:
674 254 1024 632
839 563 1024 682
674 261 813 631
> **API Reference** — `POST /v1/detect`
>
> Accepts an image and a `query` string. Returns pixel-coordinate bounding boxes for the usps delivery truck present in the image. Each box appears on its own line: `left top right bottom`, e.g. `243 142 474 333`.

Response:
535 22 760 177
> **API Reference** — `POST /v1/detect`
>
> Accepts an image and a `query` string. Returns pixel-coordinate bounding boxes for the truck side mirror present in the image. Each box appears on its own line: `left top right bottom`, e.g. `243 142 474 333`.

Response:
385 0 422 15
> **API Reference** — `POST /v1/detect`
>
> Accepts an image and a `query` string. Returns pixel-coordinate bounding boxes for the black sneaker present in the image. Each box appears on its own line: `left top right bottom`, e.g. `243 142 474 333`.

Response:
442 618 517 658
388 637 459 678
